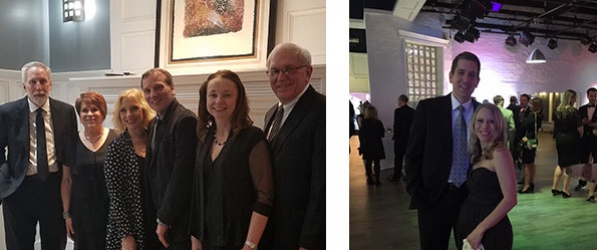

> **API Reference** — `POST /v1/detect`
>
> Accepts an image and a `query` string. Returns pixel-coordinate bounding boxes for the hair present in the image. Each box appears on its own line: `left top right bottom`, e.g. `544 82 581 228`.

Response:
112 88 155 132
449 51 481 77
530 97 543 113
363 105 379 120
509 95 517 103
470 103 508 164
21 61 51 83
555 89 576 114
587 87 597 95
197 70 253 141
75 92 108 119
398 94 409 103
266 43 312 68
140 68 174 88
493 95 504 105
520 94 530 102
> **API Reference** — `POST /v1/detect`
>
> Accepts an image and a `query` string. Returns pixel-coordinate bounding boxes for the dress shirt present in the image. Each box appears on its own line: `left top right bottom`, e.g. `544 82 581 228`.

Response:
267 83 311 138
450 95 474 140
27 98 57 175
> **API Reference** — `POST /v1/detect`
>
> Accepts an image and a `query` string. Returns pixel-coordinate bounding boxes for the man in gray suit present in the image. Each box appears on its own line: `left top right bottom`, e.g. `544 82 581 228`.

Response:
0 61 77 250
260 43 326 250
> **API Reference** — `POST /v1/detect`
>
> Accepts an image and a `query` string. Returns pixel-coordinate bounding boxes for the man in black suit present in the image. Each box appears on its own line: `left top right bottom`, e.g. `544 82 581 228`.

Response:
142 68 197 250
507 95 520 128
0 61 77 250
388 94 414 182
261 43 325 250
405 52 481 250
517 94 531 129
576 87 597 191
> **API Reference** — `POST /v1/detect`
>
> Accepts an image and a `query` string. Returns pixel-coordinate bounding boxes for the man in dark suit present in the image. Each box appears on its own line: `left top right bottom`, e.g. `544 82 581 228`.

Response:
0 61 77 250
405 52 481 250
517 94 531 129
576 87 597 191
388 94 414 182
261 43 325 250
507 95 520 129
141 68 197 250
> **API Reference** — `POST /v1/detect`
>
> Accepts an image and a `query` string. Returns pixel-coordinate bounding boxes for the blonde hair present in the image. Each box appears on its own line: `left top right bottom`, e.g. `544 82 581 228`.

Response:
112 88 155 132
470 103 508 164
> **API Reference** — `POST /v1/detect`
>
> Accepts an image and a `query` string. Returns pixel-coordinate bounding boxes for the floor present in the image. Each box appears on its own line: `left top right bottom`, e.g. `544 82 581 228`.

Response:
349 131 597 250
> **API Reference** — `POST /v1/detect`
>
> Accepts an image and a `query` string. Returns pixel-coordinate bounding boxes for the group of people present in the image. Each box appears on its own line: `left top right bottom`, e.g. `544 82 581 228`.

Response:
0 42 326 250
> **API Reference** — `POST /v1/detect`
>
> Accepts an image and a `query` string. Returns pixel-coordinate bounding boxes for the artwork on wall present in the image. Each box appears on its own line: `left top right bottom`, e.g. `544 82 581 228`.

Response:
155 0 276 74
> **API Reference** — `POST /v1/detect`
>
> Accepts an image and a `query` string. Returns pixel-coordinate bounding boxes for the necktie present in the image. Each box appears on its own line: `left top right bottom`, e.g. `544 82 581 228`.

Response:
268 106 284 142
449 105 468 187
36 108 49 180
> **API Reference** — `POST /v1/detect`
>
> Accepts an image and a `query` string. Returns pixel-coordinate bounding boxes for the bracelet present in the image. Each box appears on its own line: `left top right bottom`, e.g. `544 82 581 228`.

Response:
62 212 70 219
245 240 257 249
156 218 169 228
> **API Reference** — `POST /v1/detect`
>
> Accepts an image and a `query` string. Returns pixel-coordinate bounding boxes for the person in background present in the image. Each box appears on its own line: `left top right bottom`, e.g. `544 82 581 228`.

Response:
190 70 273 250
551 89 582 198
142 68 198 249
516 97 543 194
359 105 386 185
576 87 597 192
61 92 118 250
506 95 518 112
350 100 356 138
517 94 531 129
260 42 326 250
104 89 155 250
405 51 481 250
0 61 77 250
493 95 516 154
388 94 414 182
456 103 517 250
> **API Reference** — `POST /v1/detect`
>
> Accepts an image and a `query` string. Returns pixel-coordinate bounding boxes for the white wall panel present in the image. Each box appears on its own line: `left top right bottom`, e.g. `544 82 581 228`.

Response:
287 8 326 64
121 0 156 21
121 31 156 72
0 81 9 104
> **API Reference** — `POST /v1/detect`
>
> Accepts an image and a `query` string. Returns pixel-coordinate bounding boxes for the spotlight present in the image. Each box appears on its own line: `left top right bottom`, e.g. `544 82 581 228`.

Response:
548 38 558 50
454 32 466 43
463 27 480 43
450 15 472 32
581 35 593 46
519 31 535 47
505 35 517 46
589 42 597 53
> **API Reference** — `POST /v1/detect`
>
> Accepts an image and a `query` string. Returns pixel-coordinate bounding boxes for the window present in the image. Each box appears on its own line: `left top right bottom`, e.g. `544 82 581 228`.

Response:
405 43 440 105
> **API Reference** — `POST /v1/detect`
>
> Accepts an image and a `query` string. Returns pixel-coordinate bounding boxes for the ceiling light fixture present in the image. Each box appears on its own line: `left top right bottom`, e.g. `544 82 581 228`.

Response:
63 0 85 22
526 48 546 64
581 34 593 46
454 31 466 43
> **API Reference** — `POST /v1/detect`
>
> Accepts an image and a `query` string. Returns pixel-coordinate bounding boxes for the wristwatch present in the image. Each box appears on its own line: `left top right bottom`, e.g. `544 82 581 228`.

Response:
245 240 258 249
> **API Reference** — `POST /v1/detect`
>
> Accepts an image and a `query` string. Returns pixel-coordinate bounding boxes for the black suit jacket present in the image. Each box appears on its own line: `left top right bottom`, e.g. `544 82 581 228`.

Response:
392 105 415 148
263 85 326 250
405 94 479 210
506 104 521 129
579 104 597 138
145 99 198 241
0 97 77 199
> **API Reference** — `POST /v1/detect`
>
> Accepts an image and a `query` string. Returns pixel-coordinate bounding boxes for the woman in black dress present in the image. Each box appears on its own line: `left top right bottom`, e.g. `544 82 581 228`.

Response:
516 97 544 193
359 105 385 185
60 92 118 250
104 89 156 250
456 103 517 250
551 89 583 198
190 70 273 250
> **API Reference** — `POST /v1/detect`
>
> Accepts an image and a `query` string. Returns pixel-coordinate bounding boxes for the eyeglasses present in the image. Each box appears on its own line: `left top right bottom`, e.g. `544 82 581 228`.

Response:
266 65 308 77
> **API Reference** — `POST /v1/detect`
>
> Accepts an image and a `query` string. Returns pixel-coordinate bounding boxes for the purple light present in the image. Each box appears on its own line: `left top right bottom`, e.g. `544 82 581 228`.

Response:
490 1 502 12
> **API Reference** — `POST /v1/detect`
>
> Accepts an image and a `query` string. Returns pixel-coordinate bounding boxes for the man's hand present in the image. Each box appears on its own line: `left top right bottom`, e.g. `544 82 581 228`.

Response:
65 218 75 241
156 223 169 248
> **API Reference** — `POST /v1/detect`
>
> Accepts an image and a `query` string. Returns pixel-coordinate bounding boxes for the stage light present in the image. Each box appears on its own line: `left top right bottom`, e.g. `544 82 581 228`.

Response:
548 39 558 50
463 27 480 43
450 15 472 32
454 32 466 43
519 31 535 47
589 42 597 53
581 35 593 46
505 35 517 46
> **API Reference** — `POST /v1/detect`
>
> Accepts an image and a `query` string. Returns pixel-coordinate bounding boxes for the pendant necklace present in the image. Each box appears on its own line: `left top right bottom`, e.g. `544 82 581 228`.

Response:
85 130 103 143
213 131 227 146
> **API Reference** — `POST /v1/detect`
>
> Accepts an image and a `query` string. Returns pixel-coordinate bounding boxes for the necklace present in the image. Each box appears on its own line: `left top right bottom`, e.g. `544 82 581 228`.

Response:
213 131 227 146
84 130 103 143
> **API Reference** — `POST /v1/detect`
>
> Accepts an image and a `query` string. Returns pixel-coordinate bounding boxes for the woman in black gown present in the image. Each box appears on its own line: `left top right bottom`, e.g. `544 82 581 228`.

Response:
190 70 273 250
359 105 385 185
456 103 517 250
60 92 118 250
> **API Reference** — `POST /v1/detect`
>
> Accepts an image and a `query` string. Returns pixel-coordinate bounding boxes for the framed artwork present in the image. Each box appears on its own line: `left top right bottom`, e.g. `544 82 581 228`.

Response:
155 0 276 74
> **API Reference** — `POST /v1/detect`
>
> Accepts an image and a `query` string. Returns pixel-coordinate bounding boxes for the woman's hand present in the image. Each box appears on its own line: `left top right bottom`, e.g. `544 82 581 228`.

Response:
121 235 136 250
191 236 202 250
65 217 75 241
466 227 485 250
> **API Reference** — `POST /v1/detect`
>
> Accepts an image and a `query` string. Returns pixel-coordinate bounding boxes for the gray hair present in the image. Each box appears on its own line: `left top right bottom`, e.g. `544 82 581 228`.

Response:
267 43 311 67
21 61 52 83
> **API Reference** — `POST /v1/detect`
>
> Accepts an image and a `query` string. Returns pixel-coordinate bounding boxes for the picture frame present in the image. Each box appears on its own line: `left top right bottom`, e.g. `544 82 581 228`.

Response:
155 0 276 74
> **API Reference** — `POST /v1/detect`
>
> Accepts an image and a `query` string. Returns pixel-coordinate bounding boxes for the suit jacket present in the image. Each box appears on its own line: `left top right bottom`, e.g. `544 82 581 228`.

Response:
507 104 521 129
263 85 325 250
579 104 597 138
404 94 479 210
392 105 415 148
0 97 77 199
145 99 197 241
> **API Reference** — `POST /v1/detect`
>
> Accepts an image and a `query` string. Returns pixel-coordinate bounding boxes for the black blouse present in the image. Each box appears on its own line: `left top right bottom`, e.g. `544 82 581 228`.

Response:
191 126 273 248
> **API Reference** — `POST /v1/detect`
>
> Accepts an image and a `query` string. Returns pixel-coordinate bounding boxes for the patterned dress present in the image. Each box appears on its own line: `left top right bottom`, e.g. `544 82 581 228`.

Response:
104 130 149 250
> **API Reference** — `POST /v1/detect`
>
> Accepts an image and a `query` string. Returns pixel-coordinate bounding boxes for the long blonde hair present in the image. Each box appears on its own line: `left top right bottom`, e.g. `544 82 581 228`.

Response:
469 103 508 164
